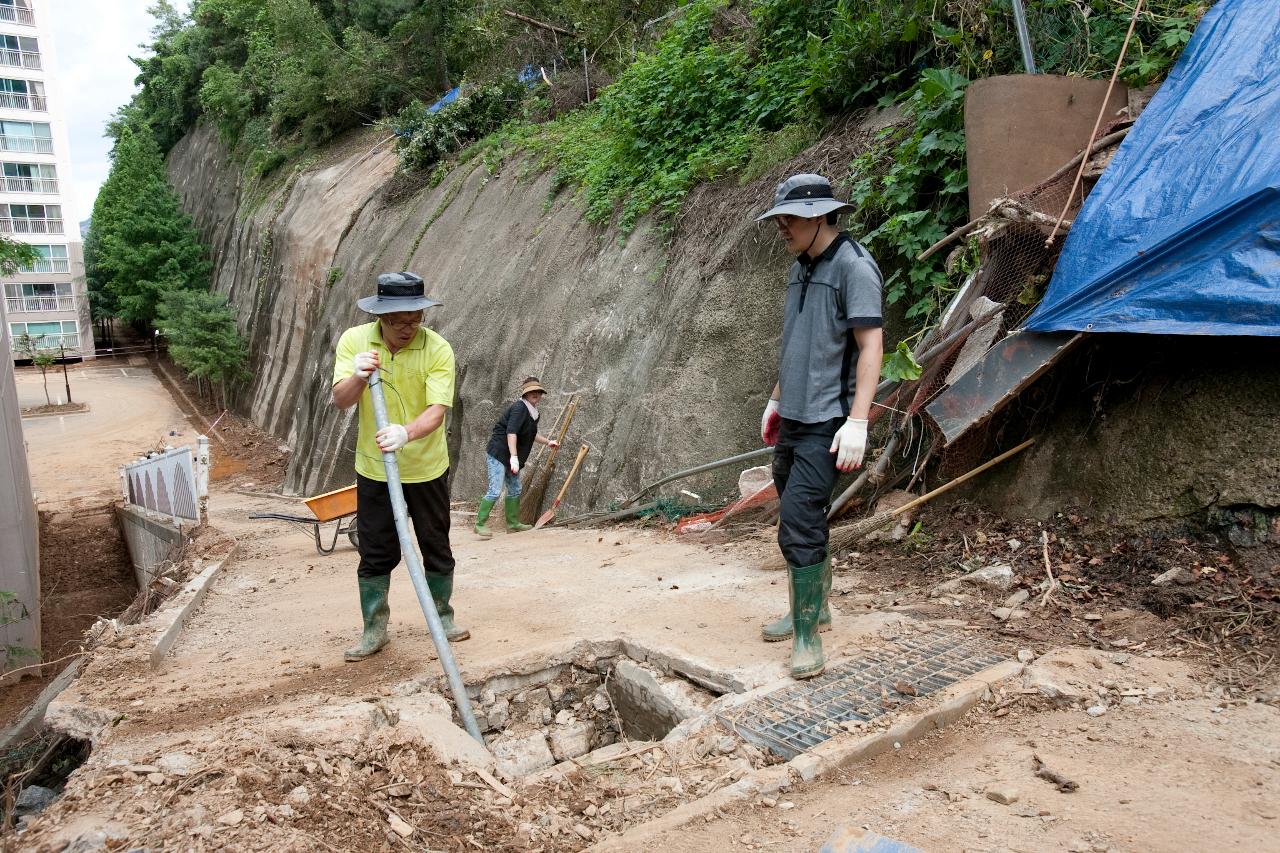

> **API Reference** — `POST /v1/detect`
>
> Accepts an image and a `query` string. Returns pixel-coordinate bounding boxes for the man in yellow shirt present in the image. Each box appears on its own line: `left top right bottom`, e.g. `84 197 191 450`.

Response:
332 272 465 662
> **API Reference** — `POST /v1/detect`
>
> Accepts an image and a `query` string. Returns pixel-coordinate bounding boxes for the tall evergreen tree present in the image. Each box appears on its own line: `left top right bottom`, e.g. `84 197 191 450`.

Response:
86 120 211 328
157 288 250 408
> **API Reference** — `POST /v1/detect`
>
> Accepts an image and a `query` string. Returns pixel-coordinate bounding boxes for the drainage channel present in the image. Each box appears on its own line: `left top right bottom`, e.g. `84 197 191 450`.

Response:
718 630 1007 759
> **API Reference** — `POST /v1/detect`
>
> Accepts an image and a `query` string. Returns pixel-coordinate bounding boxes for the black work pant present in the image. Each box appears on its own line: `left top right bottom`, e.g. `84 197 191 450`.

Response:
355 472 455 579
772 418 842 568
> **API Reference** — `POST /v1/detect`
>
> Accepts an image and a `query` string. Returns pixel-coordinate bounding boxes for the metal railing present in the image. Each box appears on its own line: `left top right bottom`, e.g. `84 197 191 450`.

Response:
5 294 74 313
121 443 207 523
1 175 57 193
0 50 40 71
0 135 51 154
10 331 77 350
0 6 34 25
0 92 46 111
0 217 61 233
18 257 68 273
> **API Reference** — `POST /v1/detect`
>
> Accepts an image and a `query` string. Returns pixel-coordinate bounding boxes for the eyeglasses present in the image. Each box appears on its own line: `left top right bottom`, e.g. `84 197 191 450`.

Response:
381 312 423 329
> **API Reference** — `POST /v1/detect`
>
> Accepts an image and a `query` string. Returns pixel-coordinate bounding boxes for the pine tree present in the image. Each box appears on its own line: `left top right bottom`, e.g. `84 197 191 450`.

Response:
157 288 250 409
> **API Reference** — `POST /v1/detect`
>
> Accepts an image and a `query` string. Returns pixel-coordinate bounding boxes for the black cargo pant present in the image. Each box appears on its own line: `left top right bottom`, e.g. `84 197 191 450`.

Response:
355 471 455 579
772 418 842 568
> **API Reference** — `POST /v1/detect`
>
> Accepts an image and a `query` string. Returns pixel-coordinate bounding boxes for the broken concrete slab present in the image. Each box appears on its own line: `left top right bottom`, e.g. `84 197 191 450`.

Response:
548 719 597 762
385 693 495 773
932 563 1015 596
491 731 555 778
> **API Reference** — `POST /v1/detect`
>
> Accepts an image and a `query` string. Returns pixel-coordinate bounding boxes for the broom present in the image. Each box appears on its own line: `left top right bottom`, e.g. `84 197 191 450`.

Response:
764 437 1036 570
519 396 579 524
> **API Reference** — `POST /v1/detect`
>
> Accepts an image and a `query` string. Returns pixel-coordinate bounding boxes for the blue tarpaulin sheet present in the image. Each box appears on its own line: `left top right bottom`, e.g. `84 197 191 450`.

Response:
1025 0 1280 337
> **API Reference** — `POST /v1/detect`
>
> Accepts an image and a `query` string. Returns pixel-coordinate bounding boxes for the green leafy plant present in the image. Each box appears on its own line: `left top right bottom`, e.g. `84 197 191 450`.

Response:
13 334 56 406
881 340 924 382
848 67 970 326
392 76 530 173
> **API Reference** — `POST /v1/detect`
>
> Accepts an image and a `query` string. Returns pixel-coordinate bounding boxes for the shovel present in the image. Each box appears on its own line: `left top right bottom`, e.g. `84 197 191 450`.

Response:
535 443 589 529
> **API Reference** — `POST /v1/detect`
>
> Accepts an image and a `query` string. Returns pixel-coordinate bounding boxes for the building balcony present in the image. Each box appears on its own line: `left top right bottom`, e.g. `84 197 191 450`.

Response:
19 258 68 273
0 6 34 25
0 134 50 154
0 216 62 233
5 294 75 313
0 49 39 71
1 175 56 193
0 92 46 111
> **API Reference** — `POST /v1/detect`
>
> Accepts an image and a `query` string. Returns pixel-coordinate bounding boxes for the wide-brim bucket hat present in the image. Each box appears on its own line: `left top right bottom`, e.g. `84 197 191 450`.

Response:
519 377 547 396
756 173 856 221
357 271 442 314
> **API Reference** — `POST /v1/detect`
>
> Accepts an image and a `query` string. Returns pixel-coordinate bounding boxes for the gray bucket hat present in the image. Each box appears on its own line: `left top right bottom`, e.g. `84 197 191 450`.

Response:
756 173 855 221
357 271 442 314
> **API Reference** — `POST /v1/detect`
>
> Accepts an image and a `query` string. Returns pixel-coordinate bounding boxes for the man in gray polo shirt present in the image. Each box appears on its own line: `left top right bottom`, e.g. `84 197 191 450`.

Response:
757 173 884 679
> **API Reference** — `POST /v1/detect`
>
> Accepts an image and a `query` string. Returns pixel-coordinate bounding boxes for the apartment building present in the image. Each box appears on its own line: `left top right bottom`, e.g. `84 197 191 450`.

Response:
0 0 91 362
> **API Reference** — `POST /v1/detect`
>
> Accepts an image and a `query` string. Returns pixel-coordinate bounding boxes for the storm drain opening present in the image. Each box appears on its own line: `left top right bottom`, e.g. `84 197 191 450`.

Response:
465 652 729 779
719 630 1007 759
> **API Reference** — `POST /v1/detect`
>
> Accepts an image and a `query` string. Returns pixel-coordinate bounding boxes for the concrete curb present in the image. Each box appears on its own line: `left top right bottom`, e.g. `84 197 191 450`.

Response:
587 658 1023 851
0 657 86 749
150 545 237 668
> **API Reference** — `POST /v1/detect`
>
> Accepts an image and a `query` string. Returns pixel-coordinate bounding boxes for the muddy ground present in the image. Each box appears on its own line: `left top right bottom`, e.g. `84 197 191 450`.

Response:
6 361 1279 852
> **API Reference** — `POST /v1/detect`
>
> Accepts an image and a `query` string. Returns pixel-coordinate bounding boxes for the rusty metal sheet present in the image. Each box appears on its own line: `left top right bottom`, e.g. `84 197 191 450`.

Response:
926 331 1083 446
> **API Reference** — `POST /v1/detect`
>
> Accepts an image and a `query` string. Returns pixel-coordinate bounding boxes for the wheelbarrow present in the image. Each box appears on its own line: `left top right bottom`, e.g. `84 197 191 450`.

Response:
250 485 359 555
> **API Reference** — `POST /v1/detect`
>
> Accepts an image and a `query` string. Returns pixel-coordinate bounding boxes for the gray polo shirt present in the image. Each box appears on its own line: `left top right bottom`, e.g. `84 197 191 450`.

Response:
778 233 883 423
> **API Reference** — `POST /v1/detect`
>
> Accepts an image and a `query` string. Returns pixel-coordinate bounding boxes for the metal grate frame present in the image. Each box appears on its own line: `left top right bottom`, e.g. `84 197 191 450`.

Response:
720 631 1006 759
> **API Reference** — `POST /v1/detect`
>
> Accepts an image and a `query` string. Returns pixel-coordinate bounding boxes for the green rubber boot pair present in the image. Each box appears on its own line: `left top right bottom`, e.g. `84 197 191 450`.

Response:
505 496 532 532
474 497 496 539
787 561 826 679
344 575 391 662
426 574 470 642
761 557 832 642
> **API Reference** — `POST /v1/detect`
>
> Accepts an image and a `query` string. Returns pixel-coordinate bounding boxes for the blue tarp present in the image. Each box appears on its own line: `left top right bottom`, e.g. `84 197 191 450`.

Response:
1025 0 1280 337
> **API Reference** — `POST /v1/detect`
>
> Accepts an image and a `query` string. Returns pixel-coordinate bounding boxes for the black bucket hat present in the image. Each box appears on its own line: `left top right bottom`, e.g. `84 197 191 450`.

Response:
757 173 856 221
357 272 442 314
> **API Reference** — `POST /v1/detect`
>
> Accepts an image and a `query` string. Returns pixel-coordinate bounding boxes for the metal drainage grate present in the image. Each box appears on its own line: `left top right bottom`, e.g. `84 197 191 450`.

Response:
720 631 1006 759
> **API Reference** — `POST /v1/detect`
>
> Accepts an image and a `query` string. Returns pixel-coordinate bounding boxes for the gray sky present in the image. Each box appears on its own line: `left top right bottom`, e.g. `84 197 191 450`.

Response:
51 2 168 226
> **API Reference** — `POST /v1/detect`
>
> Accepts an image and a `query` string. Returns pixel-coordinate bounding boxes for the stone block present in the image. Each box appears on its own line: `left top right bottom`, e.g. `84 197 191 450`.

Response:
491 732 555 778
549 720 597 762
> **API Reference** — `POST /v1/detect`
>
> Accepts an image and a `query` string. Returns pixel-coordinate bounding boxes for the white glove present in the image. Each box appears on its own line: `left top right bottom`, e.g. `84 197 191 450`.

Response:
761 399 781 446
510 457 520 476
353 350 380 380
375 424 409 452
829 418 868 472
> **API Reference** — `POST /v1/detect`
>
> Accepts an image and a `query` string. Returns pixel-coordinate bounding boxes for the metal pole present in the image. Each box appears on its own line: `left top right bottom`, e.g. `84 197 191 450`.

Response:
1010 0 1037 74
367 371 484 744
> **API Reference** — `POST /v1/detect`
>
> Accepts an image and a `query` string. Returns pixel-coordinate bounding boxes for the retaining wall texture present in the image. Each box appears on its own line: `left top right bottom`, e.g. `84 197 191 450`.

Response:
116 505 186 589
168 116 1278 525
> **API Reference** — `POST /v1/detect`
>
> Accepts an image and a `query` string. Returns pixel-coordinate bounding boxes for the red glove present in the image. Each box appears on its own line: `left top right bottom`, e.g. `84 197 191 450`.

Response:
761 399 781 446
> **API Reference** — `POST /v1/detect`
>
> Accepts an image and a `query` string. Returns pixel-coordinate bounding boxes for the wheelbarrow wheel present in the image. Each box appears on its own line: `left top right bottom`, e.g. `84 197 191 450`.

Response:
347 518 359 551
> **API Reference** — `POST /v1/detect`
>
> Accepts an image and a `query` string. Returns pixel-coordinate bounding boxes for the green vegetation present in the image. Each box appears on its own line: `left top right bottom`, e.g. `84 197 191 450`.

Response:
12 334 56 405
156 289 251 408
87 114 249 403
0 236 37 277
119 0 1203 336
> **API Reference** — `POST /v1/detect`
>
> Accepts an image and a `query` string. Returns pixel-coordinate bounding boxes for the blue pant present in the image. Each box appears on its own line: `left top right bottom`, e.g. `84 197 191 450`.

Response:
483 454 522 501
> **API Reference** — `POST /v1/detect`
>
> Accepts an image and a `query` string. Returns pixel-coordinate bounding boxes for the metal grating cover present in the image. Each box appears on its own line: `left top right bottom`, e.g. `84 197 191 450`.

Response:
720 631 1006 759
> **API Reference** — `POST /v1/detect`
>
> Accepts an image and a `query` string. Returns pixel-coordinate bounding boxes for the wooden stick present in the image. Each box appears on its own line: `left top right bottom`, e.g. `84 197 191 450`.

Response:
1046 0 1143 246
503 9 573 36
1039 529 1059 608
473 767 518 800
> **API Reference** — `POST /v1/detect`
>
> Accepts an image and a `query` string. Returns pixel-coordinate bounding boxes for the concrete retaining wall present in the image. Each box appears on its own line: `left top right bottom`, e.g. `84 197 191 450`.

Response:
0 320 40 677
116 504 188 589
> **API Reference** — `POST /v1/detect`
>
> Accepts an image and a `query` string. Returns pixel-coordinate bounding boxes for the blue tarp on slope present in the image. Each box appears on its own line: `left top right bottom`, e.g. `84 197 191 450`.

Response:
1025 0 1280 337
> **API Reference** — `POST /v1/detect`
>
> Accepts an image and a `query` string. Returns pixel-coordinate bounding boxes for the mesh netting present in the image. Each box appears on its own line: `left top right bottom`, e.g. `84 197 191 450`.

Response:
872 120 1128 490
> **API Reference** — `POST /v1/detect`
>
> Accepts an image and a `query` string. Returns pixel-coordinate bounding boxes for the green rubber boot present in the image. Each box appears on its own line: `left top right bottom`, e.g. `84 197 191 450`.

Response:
425 574 470 642
761 557 832 642
505 496 533 532
788 561 826 679
344 575 390 662
474 497 496 539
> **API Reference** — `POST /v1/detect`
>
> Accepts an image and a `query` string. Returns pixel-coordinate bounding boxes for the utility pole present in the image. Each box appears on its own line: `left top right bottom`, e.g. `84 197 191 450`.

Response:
58 342 72 403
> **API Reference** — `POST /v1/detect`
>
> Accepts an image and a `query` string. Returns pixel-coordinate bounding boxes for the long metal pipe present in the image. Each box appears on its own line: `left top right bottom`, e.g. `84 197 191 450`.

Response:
367 371 484 744
1010 0 1038 74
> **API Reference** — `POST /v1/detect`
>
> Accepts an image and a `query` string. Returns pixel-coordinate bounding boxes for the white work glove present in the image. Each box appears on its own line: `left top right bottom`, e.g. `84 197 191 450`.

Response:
829 418 868 472
509 457 520 476
375 424 409 453
352 350 380 381
761 399 781 446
